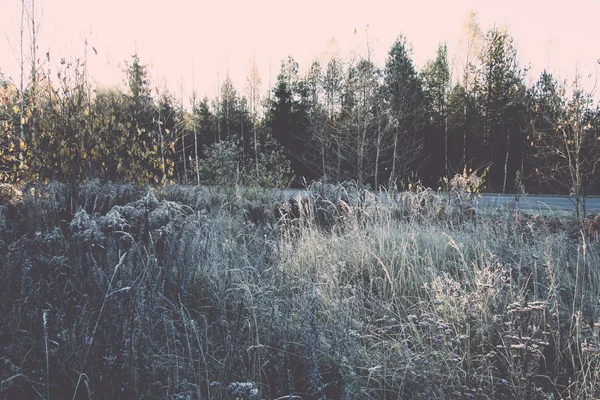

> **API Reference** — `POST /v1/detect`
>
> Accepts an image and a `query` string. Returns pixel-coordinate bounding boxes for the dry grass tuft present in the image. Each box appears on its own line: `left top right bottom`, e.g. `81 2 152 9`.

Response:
1 181 599 398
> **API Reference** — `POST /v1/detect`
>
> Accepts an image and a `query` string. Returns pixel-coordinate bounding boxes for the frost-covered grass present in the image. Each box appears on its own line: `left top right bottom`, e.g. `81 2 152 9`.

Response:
0 181 599 399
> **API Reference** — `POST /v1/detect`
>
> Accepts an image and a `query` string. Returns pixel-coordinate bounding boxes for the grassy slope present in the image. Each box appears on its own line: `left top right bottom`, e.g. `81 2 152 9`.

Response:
1 181 599 399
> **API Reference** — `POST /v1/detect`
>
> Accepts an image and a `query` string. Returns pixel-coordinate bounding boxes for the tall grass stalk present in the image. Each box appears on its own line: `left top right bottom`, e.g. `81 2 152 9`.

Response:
1 181 599 398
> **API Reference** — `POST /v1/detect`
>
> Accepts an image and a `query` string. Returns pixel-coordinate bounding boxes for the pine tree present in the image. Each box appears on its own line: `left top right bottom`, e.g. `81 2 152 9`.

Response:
118 53 162 183
478 28 527 192
383 36 425 187
266 57 312 183
422 43 451 180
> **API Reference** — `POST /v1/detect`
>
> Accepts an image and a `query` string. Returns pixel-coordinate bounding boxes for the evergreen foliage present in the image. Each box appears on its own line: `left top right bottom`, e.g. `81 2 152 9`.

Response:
0 20 599 197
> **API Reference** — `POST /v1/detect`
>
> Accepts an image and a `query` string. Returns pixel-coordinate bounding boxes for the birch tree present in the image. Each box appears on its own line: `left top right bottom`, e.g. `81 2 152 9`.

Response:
245 56 262 179
340 57 380 186
530 71 600 219
322 56 344 180
456 11 484 167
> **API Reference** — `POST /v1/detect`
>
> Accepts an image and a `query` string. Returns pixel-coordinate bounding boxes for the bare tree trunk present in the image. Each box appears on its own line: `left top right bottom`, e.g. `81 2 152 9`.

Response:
29 0 38 147
390 127 398 188
374 113 381 190
573 134 582 221
520 133 525 179
225 78 230 138
158 118 165 180
254 122 258 179
444 116 448 176
336 140 341 181
488 115 495 193
29 0 37 95
502 131 510 193
83 37 93 178
247 58 260 179
156 82 166 180
240 115 244 159
180 79 187 180
192 63 200 185
463 104 467 167
321 138 326 180
192 95 200 185
216 72 220 142
357 110 363 185
19 0 25 143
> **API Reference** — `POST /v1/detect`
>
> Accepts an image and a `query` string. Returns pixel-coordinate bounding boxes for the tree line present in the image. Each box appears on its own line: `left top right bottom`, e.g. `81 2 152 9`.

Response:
1 14 599 200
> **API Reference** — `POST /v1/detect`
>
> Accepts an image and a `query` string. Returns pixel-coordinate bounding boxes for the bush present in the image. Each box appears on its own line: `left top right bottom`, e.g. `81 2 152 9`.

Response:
199 137 293 189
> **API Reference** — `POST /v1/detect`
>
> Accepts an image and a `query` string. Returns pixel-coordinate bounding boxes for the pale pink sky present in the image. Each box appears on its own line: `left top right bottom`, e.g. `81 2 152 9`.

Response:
2 0 599 103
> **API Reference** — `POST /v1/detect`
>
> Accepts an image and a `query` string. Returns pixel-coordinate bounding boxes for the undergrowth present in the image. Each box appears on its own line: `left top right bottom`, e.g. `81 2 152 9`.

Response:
0 181 599 399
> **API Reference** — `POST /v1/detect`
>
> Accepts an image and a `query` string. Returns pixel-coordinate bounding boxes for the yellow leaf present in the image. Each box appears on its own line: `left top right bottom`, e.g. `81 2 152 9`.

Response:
19 140 26 150
13 105 19 114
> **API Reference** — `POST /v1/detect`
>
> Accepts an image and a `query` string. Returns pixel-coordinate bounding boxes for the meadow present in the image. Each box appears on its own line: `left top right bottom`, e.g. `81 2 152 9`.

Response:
1 180 599 399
